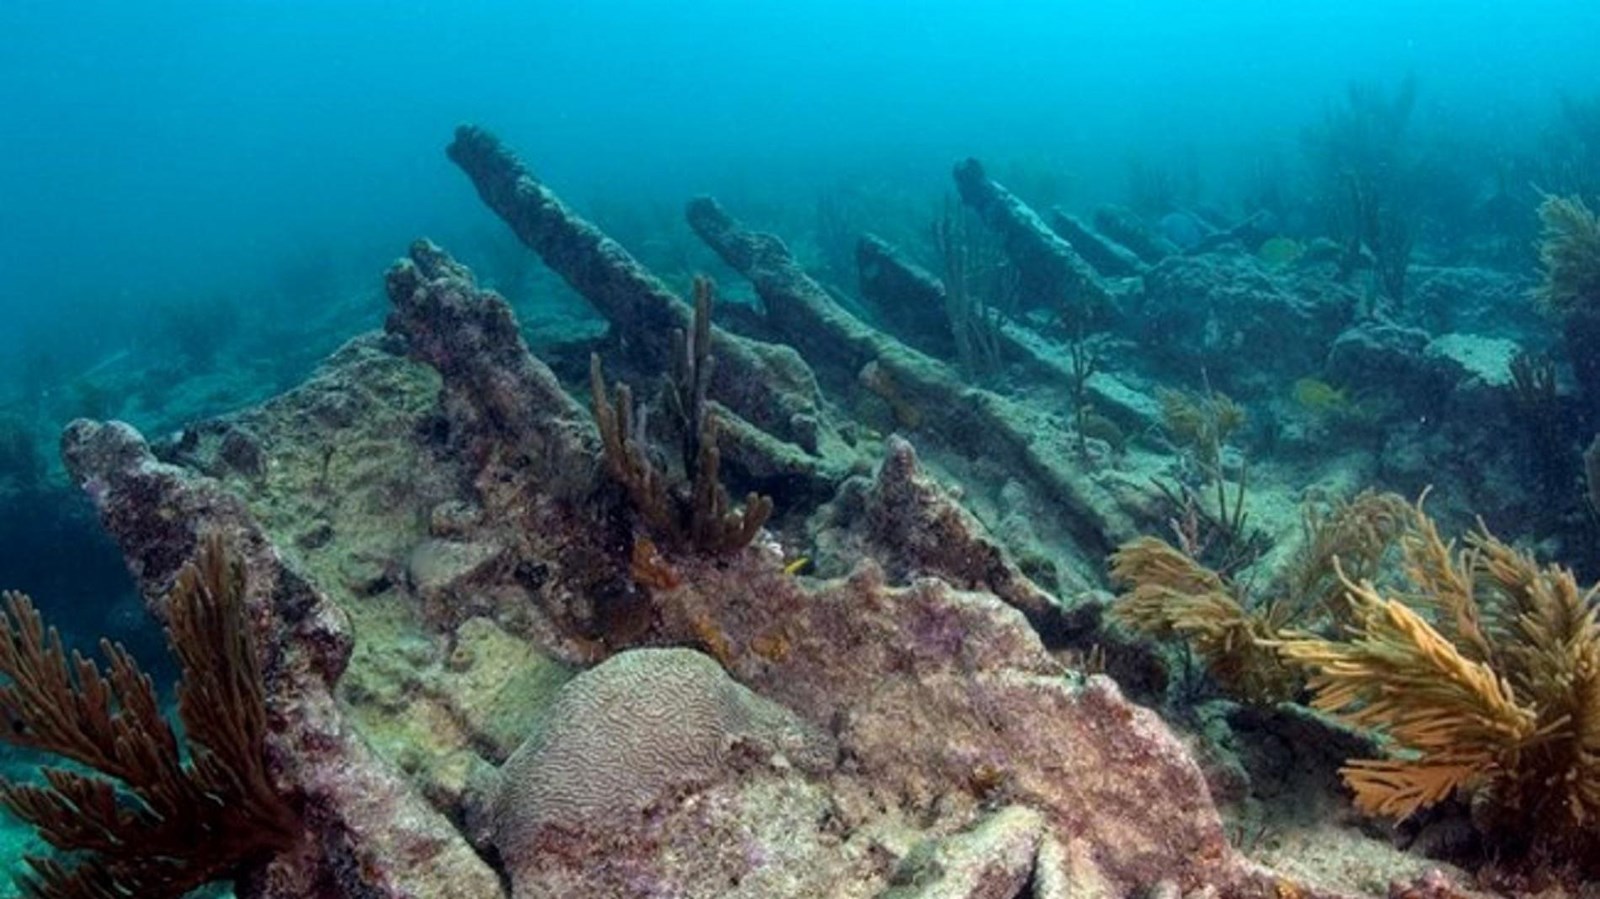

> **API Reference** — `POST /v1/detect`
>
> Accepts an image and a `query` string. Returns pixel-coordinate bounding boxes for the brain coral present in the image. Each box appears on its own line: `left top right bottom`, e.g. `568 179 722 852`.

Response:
491 647 829 857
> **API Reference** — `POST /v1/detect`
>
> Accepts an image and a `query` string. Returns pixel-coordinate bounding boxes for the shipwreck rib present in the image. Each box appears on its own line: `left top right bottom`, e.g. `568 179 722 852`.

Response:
855 233 959 360
951 158 1115 316
60 419 504 899
386 238 599 500
445 125 823 456
855 232 1150 433
687 196 1134 570
1047 208 1147 278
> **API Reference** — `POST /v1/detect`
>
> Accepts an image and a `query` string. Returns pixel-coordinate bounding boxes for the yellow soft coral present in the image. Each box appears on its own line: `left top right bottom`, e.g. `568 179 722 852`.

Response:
1533 193 1600 316
1110 490 1412 705
1278 507 1600 859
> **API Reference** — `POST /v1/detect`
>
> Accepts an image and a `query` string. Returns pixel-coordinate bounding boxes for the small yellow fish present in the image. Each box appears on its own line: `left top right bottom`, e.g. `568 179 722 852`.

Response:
782 557 812 576
1292 378 1347 412
1258 236 1304 268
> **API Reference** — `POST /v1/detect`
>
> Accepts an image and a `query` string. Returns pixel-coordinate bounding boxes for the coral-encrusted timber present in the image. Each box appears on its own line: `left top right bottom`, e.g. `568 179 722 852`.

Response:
855 233 960 359
60 420 505 899
386 237 599 500
687 195 1136 566
859 436 1091 639
854 230 1141 417
1047 208 1148 278
952 158 1116 316
445 125 844 492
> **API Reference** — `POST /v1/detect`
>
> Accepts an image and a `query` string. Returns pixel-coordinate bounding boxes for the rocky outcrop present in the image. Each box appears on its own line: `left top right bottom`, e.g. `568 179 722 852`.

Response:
1136 252 1356 386
1324 320 1441 400
1409 266 1541 337
61 419 504 899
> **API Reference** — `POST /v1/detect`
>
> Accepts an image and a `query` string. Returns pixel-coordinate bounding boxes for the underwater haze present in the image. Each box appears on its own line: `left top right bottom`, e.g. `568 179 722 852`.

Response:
3 1 1597 353
8 0 1600 895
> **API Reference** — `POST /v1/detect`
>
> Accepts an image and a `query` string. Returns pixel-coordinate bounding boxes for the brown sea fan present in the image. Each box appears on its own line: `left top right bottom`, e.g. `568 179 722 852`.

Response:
0 534 298 898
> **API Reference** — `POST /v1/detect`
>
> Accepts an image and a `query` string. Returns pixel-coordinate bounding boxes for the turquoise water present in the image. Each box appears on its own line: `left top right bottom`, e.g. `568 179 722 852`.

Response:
6 0 1590 592
3 1 1600 893
3 1 1596 350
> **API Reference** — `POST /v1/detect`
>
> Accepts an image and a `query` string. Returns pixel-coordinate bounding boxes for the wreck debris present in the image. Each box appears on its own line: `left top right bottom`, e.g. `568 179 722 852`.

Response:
1047 207 1147 277
12 114 1491 896
688 194 1134 562
951 158 1115 320
445 124 825 454
59 419 503 899
386 238 599 500
854 231 1146 435
1093 204 1179 265
856 437 1083 638
39 245 1353 899
855 232 959 360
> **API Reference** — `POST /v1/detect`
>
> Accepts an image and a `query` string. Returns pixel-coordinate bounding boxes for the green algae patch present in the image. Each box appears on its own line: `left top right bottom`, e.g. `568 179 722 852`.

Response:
444 616 575 761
